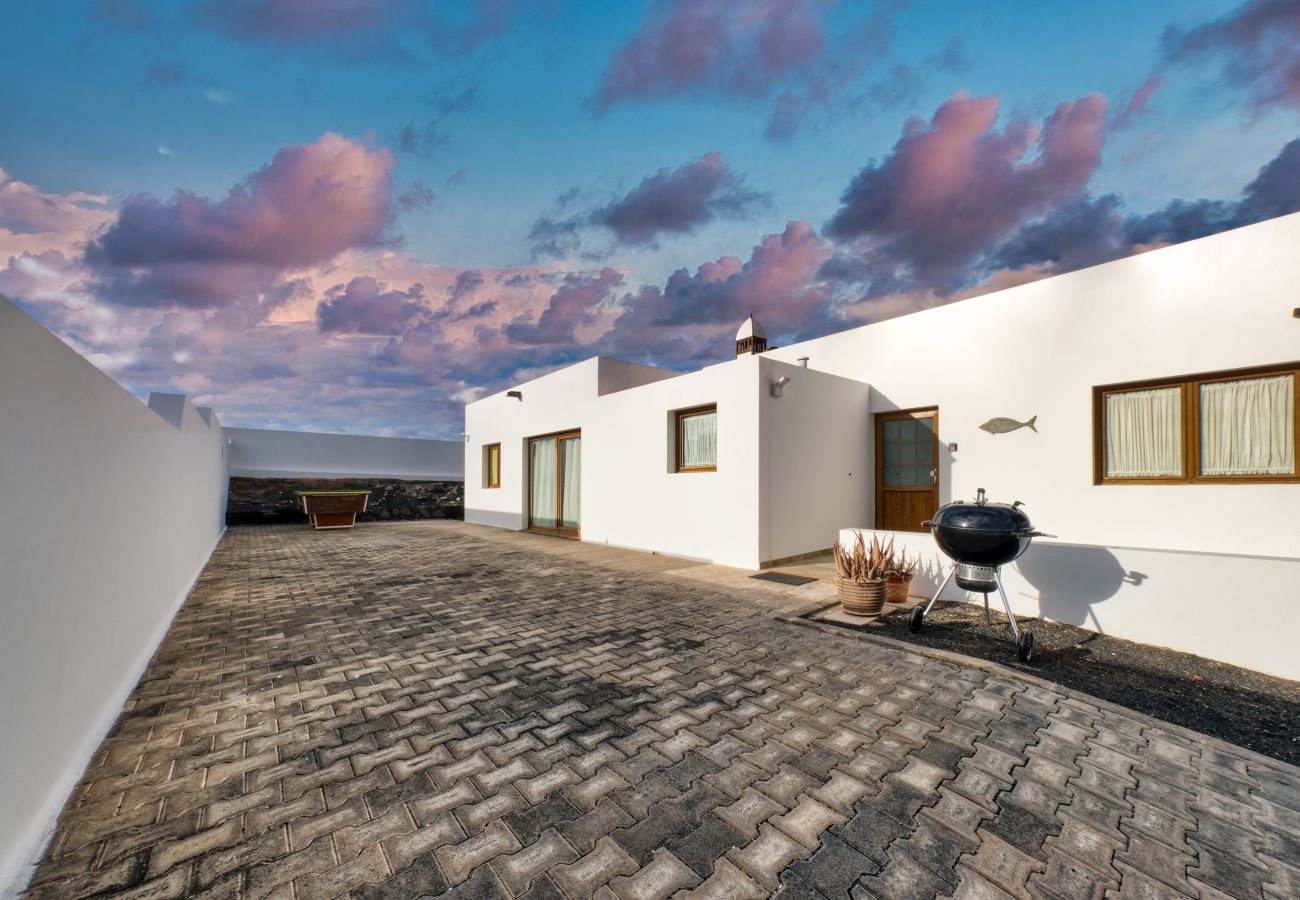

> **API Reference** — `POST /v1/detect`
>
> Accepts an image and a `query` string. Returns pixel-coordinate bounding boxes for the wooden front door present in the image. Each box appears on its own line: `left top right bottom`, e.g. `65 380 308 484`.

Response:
875 408 938 533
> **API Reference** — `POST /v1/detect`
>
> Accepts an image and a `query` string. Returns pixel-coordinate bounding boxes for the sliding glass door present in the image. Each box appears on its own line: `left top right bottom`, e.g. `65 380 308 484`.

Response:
529 430 580 534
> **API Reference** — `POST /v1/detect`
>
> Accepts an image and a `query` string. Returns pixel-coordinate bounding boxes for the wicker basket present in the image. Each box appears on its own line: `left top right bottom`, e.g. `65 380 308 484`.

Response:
836 577 887 616
886 574 913 604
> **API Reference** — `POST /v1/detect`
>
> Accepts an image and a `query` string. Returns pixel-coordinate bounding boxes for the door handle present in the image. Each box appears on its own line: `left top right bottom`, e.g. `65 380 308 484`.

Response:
931 468 937 485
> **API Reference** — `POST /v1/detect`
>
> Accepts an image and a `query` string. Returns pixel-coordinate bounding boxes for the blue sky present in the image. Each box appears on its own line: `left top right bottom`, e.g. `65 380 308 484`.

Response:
1 0 1298 436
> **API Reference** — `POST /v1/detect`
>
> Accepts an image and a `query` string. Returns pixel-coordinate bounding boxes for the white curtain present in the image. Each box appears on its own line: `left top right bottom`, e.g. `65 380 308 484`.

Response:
681 411 718 468
1106 387 1182 477
1200 375 1295 475
561 437 581 529
530 438 557 528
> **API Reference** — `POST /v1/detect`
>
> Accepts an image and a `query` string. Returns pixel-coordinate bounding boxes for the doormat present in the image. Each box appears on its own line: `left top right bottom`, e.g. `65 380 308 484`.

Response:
751 571 819 586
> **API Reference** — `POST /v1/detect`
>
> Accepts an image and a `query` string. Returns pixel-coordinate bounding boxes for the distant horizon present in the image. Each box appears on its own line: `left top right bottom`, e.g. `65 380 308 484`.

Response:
3 0 1299 438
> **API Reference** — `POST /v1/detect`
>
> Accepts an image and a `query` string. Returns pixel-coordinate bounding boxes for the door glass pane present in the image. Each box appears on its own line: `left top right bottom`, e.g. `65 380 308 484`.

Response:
883 442 899 463
529 438 557 529
900 442 916 462
898 419 916 440
883 466 901 486
882 420 902 442
915 417 935 439
560 437 581 529
916 439 934 462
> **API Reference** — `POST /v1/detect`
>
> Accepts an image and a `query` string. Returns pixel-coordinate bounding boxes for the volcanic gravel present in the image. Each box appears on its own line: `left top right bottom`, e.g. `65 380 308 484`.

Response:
822 600 1300 766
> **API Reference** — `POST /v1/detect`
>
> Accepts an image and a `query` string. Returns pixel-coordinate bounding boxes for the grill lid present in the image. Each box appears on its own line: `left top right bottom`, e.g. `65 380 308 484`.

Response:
925 488 1034 534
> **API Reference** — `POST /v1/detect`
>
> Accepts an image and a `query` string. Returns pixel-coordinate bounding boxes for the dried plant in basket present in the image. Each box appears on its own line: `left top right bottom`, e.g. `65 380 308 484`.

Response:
833 530 892 584
888 548 917 578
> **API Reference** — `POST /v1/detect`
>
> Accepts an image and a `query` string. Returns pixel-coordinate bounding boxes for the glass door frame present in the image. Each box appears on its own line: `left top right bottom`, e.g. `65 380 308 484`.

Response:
527 429 581 537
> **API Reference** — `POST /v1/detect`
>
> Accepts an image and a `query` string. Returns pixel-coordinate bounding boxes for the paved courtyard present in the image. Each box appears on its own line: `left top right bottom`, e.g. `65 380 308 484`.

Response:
28 522 1300 899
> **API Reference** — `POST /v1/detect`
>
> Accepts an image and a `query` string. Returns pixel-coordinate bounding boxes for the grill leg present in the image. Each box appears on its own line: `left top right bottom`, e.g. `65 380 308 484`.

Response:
994 572 1020 640
920 567 956 619
983 594 991 626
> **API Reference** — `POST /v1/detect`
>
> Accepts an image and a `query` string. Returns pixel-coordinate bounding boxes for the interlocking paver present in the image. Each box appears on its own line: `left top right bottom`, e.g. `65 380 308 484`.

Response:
492 828 580 896
24 522 1298 900
608 849 700 899
551 835 640 899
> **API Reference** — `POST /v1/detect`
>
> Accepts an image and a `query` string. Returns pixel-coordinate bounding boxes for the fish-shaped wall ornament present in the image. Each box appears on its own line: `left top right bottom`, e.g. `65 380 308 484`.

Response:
980 415 1037 434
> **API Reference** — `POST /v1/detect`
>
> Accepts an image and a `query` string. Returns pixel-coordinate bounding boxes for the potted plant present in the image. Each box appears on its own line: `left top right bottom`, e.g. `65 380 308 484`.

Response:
886 549 917 603
833 530 891 616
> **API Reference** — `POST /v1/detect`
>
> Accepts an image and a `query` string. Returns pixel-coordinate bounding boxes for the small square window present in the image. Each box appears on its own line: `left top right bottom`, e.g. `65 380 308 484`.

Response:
676 405 717 472
485 443 501 488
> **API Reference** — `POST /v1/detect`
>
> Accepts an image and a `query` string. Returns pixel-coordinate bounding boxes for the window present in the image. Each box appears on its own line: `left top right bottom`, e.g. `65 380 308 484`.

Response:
484 443 501 488
676 405 718 472
1094 363 1298 483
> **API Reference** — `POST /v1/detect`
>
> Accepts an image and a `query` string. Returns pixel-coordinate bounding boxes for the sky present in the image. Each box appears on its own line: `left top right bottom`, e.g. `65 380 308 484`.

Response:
2 0 1299 438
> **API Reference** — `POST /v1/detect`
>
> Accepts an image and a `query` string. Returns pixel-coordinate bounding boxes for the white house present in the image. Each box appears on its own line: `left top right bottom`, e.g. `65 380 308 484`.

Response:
464 212 1300 679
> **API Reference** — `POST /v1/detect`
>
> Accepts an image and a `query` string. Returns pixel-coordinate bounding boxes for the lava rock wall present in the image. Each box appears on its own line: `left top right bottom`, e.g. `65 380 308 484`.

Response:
226 477 464 526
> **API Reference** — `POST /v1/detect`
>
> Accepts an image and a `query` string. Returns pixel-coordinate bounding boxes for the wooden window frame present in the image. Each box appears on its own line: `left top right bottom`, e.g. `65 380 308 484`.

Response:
675 404 718 473
484 443 501 489
1092 361 1300 485
527 429 581 537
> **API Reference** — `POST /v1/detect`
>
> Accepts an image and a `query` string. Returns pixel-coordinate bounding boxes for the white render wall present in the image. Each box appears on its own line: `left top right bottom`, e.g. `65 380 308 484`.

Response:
770 212 1300 679
467 214 1300 679
759 358 872 565
786 214 1300 559
465 356 769 568
0 297 229 897
227 426 463 480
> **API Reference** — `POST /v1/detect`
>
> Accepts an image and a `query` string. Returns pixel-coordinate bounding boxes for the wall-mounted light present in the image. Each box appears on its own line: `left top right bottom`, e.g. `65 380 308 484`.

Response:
506 390 523 400
797 357 809 367
459 432 470 443
770 375 791 397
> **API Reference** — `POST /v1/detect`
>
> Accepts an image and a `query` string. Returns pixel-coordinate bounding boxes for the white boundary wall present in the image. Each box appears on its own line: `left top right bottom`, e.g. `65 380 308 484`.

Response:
0 297 229 898
227 427 463 480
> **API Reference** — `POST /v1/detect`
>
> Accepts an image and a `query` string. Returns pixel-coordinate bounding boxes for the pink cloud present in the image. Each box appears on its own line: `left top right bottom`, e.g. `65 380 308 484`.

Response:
1162 0 1300 113
0 168 113 259
1112 76 1166 129
317 276 430 334
202 0 403 42
84 133 395 309
595 0 833 111
599 219 834 364
601 152 767 243
531 152 767 257
825 91 1108 282
506 268 624 345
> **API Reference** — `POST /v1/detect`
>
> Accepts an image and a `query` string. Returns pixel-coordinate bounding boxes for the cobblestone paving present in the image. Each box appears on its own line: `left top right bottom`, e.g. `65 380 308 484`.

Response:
28 522 1300 900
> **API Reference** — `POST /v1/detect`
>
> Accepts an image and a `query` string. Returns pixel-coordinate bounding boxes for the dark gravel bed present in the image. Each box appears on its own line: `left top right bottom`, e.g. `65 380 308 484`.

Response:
818 600 1300 766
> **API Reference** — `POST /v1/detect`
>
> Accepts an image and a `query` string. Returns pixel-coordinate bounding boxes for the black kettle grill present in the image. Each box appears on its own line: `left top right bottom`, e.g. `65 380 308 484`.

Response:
909 488 1054 662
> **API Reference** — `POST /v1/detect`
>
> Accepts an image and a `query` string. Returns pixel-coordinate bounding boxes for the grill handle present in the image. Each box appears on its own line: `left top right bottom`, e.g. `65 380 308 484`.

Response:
1018 530 1057 539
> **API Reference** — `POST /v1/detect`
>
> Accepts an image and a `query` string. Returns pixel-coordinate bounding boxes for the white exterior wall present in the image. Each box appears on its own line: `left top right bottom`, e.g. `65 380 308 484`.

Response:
0 297 229 897
759 358 872 565
466 356 769 568
467 215 1300 678
766 213 1300 679
227 426 463 479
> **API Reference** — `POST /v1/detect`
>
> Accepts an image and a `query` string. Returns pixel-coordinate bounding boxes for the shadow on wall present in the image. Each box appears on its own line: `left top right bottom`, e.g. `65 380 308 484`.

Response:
1014 543 1147 632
